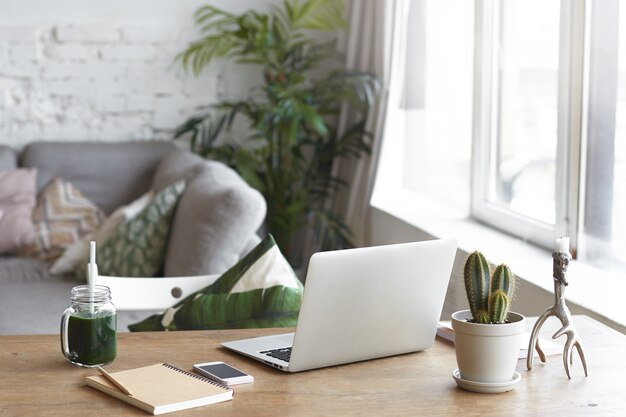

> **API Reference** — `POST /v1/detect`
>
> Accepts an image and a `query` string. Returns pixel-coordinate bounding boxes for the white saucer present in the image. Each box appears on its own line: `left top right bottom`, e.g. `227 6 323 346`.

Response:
452 369 521 394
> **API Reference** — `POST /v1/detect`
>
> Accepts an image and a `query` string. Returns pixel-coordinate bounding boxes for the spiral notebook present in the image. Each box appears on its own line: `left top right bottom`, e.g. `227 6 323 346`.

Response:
86 363 233 415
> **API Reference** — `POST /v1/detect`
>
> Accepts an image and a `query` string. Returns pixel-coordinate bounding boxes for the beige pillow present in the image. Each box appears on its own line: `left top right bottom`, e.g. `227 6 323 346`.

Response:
20 178 105 262
0 169 37 254
50 191 154 275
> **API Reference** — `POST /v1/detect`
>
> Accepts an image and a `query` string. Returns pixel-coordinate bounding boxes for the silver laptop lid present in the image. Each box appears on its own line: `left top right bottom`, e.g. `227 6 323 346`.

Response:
288 238 457 372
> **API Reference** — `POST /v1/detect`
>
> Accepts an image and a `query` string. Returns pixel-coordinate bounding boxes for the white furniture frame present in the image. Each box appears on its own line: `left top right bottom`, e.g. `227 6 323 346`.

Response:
97 274 219 311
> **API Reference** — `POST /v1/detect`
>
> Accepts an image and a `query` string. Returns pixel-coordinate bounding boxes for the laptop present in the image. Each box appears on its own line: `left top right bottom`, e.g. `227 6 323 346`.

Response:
221 238 457 372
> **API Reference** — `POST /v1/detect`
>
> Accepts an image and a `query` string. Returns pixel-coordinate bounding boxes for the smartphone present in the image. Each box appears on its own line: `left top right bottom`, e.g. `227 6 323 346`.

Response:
193 362 254 386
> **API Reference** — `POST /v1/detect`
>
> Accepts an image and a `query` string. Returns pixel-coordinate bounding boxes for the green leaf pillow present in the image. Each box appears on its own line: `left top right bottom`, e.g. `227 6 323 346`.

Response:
82 180 186 278
128 234 304 331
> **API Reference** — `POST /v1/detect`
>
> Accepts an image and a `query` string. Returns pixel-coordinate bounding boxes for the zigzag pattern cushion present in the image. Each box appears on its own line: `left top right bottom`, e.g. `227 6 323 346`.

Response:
94 179 186 278
129 234 303 331
20 178 105 262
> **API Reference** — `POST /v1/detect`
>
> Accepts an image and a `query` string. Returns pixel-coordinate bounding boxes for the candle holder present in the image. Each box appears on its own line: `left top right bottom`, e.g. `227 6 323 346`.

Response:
526 249 588 379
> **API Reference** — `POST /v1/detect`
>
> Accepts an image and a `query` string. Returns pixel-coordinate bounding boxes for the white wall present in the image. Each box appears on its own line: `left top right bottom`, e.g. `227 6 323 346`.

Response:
0 0 274 148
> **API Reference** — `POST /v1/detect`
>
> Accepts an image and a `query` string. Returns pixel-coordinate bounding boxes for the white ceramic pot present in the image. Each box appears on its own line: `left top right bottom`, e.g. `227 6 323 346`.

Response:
451 310 525 383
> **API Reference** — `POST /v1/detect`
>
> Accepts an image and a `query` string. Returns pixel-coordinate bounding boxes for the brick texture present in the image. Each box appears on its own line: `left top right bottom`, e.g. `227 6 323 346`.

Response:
0 22 233 147
55 25 120 43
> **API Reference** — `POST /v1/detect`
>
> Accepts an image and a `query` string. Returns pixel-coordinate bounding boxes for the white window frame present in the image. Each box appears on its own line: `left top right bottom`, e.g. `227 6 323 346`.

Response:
470 0 588 254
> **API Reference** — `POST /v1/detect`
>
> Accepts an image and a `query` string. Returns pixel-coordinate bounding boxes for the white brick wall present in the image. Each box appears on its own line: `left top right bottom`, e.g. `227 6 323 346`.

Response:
0 0 275 148
0 26 37 42
55 25 120 43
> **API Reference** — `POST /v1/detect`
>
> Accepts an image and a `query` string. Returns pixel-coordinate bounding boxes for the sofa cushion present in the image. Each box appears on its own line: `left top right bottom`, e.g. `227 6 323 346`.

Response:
128 234 303 331
21 141 175 214
164 161 266 276
0 145 17 170
20 178 105 262
0 262 159 334
0 256 59 283
0 256 75 333
151 149 205 193
0 169 37 254
0 275 76 334
95 180 186 278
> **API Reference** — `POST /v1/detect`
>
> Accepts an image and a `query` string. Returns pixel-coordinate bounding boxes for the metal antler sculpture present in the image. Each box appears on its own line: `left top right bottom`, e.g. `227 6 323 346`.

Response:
526 248 588 379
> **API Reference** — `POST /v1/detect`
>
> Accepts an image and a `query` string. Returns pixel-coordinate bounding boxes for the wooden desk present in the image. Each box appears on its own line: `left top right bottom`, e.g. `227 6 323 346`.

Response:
1 316 624 416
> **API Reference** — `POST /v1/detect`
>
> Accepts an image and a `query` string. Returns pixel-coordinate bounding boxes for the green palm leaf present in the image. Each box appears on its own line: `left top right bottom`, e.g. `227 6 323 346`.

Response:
172 286 302 330
284 0 346 31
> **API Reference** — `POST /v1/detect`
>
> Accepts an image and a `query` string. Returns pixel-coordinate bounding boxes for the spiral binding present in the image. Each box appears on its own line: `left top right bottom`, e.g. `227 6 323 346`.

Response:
162 363 229 390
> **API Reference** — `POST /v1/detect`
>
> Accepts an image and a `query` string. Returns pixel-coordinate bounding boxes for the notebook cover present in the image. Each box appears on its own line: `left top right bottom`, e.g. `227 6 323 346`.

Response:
86 363 233 415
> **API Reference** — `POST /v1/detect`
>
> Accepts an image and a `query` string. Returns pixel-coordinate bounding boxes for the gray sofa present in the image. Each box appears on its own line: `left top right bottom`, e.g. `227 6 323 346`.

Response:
0 141 266 335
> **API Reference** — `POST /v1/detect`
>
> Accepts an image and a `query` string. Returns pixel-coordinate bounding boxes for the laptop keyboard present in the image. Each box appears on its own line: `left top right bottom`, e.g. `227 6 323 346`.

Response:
260 347 292 363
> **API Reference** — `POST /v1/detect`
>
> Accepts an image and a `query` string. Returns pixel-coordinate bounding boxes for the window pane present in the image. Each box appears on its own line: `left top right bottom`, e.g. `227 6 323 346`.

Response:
402 0 473 215
490 0 560 225
581 0 626 270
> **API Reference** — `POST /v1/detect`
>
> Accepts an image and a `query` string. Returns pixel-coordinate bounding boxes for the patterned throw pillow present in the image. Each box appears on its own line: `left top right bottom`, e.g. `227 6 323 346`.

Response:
20 178 105 262
128 234 303 331
94 180 186 278
50 191 154 275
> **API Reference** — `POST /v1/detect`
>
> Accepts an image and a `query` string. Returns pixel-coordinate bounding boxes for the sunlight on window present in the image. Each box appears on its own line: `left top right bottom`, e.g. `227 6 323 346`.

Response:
402 0 473 215
611 2 626 268
582 0 626 270
491 0 560 225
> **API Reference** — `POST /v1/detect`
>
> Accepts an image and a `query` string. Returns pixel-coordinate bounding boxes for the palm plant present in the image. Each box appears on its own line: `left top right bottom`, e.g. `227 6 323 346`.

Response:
175 0 380 261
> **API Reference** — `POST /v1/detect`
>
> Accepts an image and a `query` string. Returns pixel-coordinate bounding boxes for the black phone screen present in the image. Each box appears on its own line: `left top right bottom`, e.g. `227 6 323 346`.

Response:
198 363 247 379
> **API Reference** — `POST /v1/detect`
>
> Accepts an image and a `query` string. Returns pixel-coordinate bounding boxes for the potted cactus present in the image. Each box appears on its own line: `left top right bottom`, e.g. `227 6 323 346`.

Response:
451 251 525 388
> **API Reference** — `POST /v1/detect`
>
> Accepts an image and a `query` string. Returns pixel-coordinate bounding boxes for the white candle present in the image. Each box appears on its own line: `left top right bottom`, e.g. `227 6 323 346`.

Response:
555 237 570 253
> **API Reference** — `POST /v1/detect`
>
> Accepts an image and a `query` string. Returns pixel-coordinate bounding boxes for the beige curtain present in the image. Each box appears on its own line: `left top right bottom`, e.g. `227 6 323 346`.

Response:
332 0 399 246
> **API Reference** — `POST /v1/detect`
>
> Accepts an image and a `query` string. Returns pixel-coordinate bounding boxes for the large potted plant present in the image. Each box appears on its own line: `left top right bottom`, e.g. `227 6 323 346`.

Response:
174 0 380 263
451 251 525 392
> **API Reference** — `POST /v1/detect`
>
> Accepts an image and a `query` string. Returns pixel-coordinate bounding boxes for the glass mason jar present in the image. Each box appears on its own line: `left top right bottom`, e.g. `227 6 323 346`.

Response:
60 285 117 367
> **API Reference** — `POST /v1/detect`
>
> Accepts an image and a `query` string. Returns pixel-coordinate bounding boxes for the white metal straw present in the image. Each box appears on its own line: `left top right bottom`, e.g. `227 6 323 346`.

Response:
88 241 97 314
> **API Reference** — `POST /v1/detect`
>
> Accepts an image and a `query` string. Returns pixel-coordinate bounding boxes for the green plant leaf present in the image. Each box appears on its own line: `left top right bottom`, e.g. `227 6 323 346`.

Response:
298 103 327 136
289 0 347 31
172 286 302 330
234 149 265 192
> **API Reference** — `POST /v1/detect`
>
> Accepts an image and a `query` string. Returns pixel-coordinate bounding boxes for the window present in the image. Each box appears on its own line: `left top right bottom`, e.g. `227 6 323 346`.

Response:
373 0 626 274
401 0 473 215
474 1 559 224
472 0 568 249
